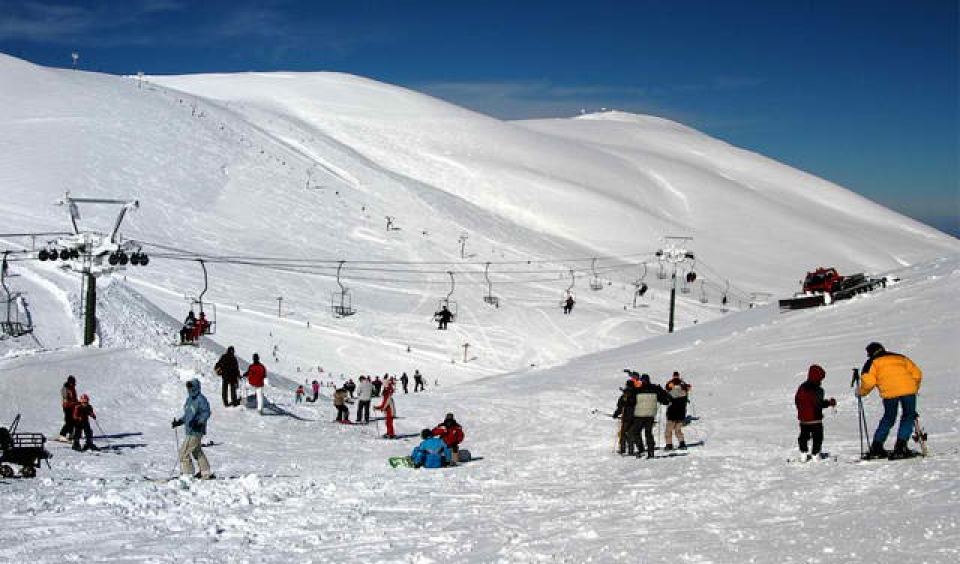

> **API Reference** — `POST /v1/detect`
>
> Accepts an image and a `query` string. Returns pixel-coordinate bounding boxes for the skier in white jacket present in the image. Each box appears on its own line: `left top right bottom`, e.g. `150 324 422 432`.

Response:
355 376 374 423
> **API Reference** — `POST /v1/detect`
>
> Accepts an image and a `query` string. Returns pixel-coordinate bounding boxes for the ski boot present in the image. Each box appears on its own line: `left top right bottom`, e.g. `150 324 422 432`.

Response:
71 443 82 452
664 444 674 451
83 443 99 452
678 441 687 450
889 439 918 460
863 442 888 460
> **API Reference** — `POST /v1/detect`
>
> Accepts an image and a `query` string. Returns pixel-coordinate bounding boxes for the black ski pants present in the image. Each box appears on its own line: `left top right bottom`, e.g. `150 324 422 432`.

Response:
221 379 238 407
356 400 371 423
72 420 93 448
618 416 635 454
798 423 824 455
60 407 74 438
402 382 409 394
336 405 350 422
628 417 656 456
414 379 424 392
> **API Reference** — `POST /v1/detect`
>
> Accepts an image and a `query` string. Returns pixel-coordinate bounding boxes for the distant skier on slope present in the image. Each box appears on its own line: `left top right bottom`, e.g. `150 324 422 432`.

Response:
71 394 99 452
400 372 410 394
432 413 465 465
356 376 373 424
629 374 672 459
612 375 639 456
372 376 383 397
794 364 836 461
413 369 426 393
664 371 692 451
306 379 320 403
57 375 78 442
411 428 452 468
333 387 353 423
214 346 241 407
563 295 575 315
171 379 213 479
374 379 397 439
858 342 923 459
244 353 268 415
344 378 356 399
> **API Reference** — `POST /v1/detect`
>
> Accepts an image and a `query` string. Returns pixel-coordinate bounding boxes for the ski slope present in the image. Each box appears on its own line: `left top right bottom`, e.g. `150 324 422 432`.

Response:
0 53 958 562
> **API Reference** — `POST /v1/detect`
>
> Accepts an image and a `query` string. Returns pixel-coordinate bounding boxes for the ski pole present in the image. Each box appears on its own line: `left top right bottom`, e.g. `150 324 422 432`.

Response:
94 420 113 447
169 426 181 477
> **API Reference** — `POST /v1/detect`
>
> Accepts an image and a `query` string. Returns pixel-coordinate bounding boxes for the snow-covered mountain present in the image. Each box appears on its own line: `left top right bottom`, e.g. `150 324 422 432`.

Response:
1 53 959 563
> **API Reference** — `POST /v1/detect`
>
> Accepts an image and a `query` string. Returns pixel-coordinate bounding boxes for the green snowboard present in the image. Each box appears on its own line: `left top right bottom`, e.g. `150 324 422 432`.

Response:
389 456 414 468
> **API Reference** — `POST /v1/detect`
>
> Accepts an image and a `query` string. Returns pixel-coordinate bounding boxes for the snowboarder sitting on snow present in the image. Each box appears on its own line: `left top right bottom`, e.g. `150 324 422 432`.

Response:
794 364 836 461
172 379 213 479
71 394 99 452
411 428 452 468
612 374 639 455
858 342 923 459
432 413 465 465
434 305 454 330
179 311 197 344
664 371 692 450
629 374 673 459
333 388 353 422
58 375 78 442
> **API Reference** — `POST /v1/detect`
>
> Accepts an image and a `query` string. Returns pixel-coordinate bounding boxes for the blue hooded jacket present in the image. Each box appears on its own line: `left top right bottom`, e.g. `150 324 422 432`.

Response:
411 436 451 469
178 378 210 437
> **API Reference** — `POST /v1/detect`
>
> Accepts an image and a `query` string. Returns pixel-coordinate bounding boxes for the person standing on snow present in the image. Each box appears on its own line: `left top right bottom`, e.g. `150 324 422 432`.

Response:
413 369 425 393
356 376 373 424
306 380 320 403
400 372 410 394
794 364 836 460
432 413 465 465
71 394 99 452
58 375 79 442
858 342 923 459
244 353 268 414
629 374 673 459
664 371 692 450
372 376 383 397
344 378 356 399
214 346 241 407
374 380 397 439
612 377 639 455
333 388 353 423
172 379 213 479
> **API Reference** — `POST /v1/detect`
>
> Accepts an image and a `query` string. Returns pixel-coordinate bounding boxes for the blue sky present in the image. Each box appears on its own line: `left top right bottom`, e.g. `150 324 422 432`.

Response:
1 0 957 235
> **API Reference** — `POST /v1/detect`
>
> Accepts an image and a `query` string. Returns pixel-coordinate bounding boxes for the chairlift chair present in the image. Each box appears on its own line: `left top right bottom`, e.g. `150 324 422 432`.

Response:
589 258 603 291
331 261 357 318
1 253 32 339
190 260 216 336
482 262 500 308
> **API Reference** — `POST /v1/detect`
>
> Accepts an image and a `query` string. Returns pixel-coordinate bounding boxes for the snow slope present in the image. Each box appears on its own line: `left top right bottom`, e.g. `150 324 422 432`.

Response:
0 255 957 563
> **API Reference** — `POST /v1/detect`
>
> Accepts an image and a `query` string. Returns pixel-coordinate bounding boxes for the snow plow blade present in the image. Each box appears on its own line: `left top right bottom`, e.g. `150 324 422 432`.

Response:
778 295 826 310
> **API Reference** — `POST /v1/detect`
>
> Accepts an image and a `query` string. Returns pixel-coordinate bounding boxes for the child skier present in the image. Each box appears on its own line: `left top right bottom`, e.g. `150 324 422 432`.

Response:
374 380 397 438
794 364 836 461
71 394 99 452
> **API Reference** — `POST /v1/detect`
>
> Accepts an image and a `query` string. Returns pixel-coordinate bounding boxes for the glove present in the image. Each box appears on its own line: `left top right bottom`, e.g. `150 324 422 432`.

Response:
829 398 837 407
611 414 618 419
171 418 183 428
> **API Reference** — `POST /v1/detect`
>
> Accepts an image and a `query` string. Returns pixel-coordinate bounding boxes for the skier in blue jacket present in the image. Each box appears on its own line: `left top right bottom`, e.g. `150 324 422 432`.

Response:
172 378 213 479
410 428 452 468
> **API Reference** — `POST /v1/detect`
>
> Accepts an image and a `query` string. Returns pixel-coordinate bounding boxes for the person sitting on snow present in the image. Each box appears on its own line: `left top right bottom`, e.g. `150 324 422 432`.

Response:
432 413 465 465
411 428 452 468
71 393 99 452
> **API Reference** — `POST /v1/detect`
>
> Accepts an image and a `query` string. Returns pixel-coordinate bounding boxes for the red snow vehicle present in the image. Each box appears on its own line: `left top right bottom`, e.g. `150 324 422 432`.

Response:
779 267 888 310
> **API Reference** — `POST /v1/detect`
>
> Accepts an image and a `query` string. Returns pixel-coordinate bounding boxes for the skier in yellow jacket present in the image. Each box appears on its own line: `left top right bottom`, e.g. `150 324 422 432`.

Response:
858 342 923 459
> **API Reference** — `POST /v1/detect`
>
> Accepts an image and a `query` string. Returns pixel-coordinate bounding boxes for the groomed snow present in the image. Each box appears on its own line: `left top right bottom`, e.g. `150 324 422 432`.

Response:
0 54 958 562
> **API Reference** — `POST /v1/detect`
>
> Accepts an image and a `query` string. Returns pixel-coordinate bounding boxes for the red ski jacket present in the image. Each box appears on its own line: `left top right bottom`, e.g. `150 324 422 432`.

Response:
245 363 266 388
432 423 464 447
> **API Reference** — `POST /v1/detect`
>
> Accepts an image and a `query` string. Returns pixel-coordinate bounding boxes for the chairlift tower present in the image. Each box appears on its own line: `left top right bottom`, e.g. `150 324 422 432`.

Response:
656 236 695 333
41 192 144 345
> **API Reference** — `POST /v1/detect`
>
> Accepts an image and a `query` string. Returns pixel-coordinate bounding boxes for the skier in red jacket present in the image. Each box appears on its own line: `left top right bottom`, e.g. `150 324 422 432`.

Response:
71 394 99 452
432 413 465 465
244 353 267 414
374 380 397 438
794 364 836 461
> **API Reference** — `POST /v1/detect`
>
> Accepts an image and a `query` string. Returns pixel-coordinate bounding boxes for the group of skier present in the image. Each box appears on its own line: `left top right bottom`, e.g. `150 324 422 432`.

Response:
56 375 100 452
213 346 268 413
409 413 466 468
612 370 692 458
794 342 924 461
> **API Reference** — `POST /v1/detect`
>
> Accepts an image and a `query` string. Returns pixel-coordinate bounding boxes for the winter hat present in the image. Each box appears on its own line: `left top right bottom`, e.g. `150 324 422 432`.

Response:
866 342 884 357
67 375 76 385
227 346 235 354
253 353 260 363
80 394 89 403
807 364 826 382
445 413 455 422
421 428 433 439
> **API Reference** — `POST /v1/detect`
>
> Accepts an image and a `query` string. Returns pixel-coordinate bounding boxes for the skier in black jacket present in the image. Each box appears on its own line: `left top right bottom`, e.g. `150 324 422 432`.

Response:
214 346 241 407
612 381 638 455
629 374 673 459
